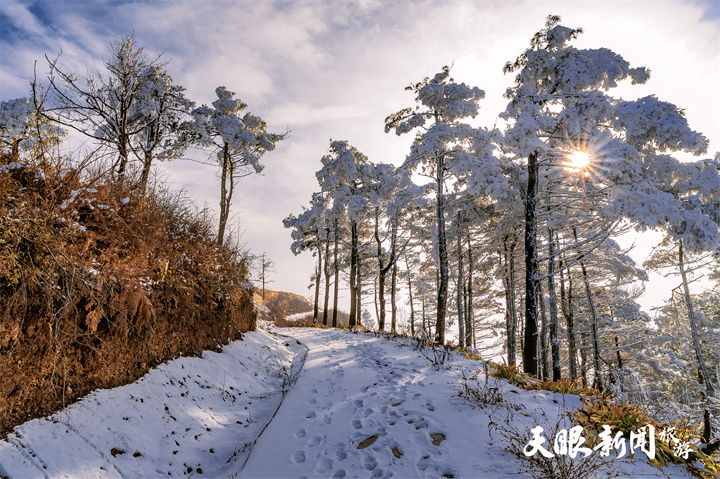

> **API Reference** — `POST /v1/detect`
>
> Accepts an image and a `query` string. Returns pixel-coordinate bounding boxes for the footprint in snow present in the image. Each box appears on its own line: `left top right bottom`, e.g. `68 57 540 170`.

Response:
306 411 316 419
291 450 306 463
294 428 306 438
361 452 378 471
351 419 362 429
335 445 348 461
391 445 403 458
314 458 333 474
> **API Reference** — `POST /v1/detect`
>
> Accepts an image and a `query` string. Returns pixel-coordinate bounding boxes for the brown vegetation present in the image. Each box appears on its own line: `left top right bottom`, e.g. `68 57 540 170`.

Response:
0 153 256 437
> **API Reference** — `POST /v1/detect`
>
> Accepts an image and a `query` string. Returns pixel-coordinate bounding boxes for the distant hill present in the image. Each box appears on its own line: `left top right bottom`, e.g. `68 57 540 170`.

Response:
254 290 313 324
253 290 351 327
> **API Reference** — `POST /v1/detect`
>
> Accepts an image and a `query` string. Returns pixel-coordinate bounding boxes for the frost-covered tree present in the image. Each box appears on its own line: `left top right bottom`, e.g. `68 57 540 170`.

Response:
191 86 285 246
38 35 159 179
284 192 329 323
130 68 194 193
1 97 33 158
253 252 275 302
386 66 500 344
370 166 426 332
34 35 192 188
645 235 720 448
500 15 710 380
0 97 64 160
316 140 376 327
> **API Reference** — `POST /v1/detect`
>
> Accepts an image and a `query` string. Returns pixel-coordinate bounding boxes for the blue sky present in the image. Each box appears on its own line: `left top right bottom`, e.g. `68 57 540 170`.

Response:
1 0 718 313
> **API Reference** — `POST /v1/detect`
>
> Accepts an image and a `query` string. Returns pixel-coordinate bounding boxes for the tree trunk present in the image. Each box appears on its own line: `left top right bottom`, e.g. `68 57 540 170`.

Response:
332 218 339 328
538 280 548 380
422 297 427 336
323 229 331 326
435 155 448 345
503 236 518 366
574 228 602 391
559 262 577 379
116 131 129 181
375 208 387 331
348 220 358 327
465 234 473 349
217 143 231 246
356 247 362 327
139 150 153 194
391 260 398 332
406 258 415 337
523 152 539 376
456 230 465 348
261 253 267 301
547 229 561 381
679 239 716 443
374 275 379 329
313 243 322 323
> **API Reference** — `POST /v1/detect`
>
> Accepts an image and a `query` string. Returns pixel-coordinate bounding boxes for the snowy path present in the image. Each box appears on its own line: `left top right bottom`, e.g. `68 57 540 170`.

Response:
240 328 508 478
239 328 694 479
0 327 695 478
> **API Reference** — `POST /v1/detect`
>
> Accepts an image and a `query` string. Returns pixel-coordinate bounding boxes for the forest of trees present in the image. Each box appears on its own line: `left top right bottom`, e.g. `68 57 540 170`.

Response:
283 17 720 449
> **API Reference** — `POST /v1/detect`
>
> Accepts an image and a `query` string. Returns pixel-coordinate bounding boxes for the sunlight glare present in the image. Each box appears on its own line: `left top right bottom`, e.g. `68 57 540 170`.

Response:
567 150 591 169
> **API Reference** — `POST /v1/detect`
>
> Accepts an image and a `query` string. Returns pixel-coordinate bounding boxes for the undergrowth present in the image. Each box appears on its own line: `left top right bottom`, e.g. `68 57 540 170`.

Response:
0 153 256 436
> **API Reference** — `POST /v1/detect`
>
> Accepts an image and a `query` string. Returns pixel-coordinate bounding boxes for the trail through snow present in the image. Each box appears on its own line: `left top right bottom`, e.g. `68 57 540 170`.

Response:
242 328 507 478
0 327 694 478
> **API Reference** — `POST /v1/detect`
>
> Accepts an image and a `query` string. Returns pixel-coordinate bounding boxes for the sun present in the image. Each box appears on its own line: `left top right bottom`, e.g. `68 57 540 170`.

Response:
567 149 592 169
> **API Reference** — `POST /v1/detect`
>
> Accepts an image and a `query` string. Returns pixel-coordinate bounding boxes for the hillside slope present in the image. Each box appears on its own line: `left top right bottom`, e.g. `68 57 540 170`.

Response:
0 156 255 437
254 289 313 324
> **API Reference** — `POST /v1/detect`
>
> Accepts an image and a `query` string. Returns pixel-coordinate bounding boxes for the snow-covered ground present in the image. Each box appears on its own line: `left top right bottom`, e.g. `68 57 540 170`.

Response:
0 328 695 478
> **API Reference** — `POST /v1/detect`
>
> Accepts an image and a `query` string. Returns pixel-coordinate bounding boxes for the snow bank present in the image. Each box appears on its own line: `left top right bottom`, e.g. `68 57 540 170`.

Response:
0 330 306 478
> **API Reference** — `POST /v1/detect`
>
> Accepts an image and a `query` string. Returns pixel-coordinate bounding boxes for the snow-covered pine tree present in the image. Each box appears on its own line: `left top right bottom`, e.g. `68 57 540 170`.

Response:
385 66 497 344
500 15 711 381
0 97 65 160
190 86 284 246
316 140 376 327
131 69 194 193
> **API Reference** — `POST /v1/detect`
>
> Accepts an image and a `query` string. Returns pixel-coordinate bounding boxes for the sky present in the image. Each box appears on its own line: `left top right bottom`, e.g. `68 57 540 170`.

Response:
1 0 718 316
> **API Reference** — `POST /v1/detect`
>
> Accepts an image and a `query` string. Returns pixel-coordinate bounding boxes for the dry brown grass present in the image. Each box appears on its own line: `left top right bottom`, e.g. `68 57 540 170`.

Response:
0 153 256 436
